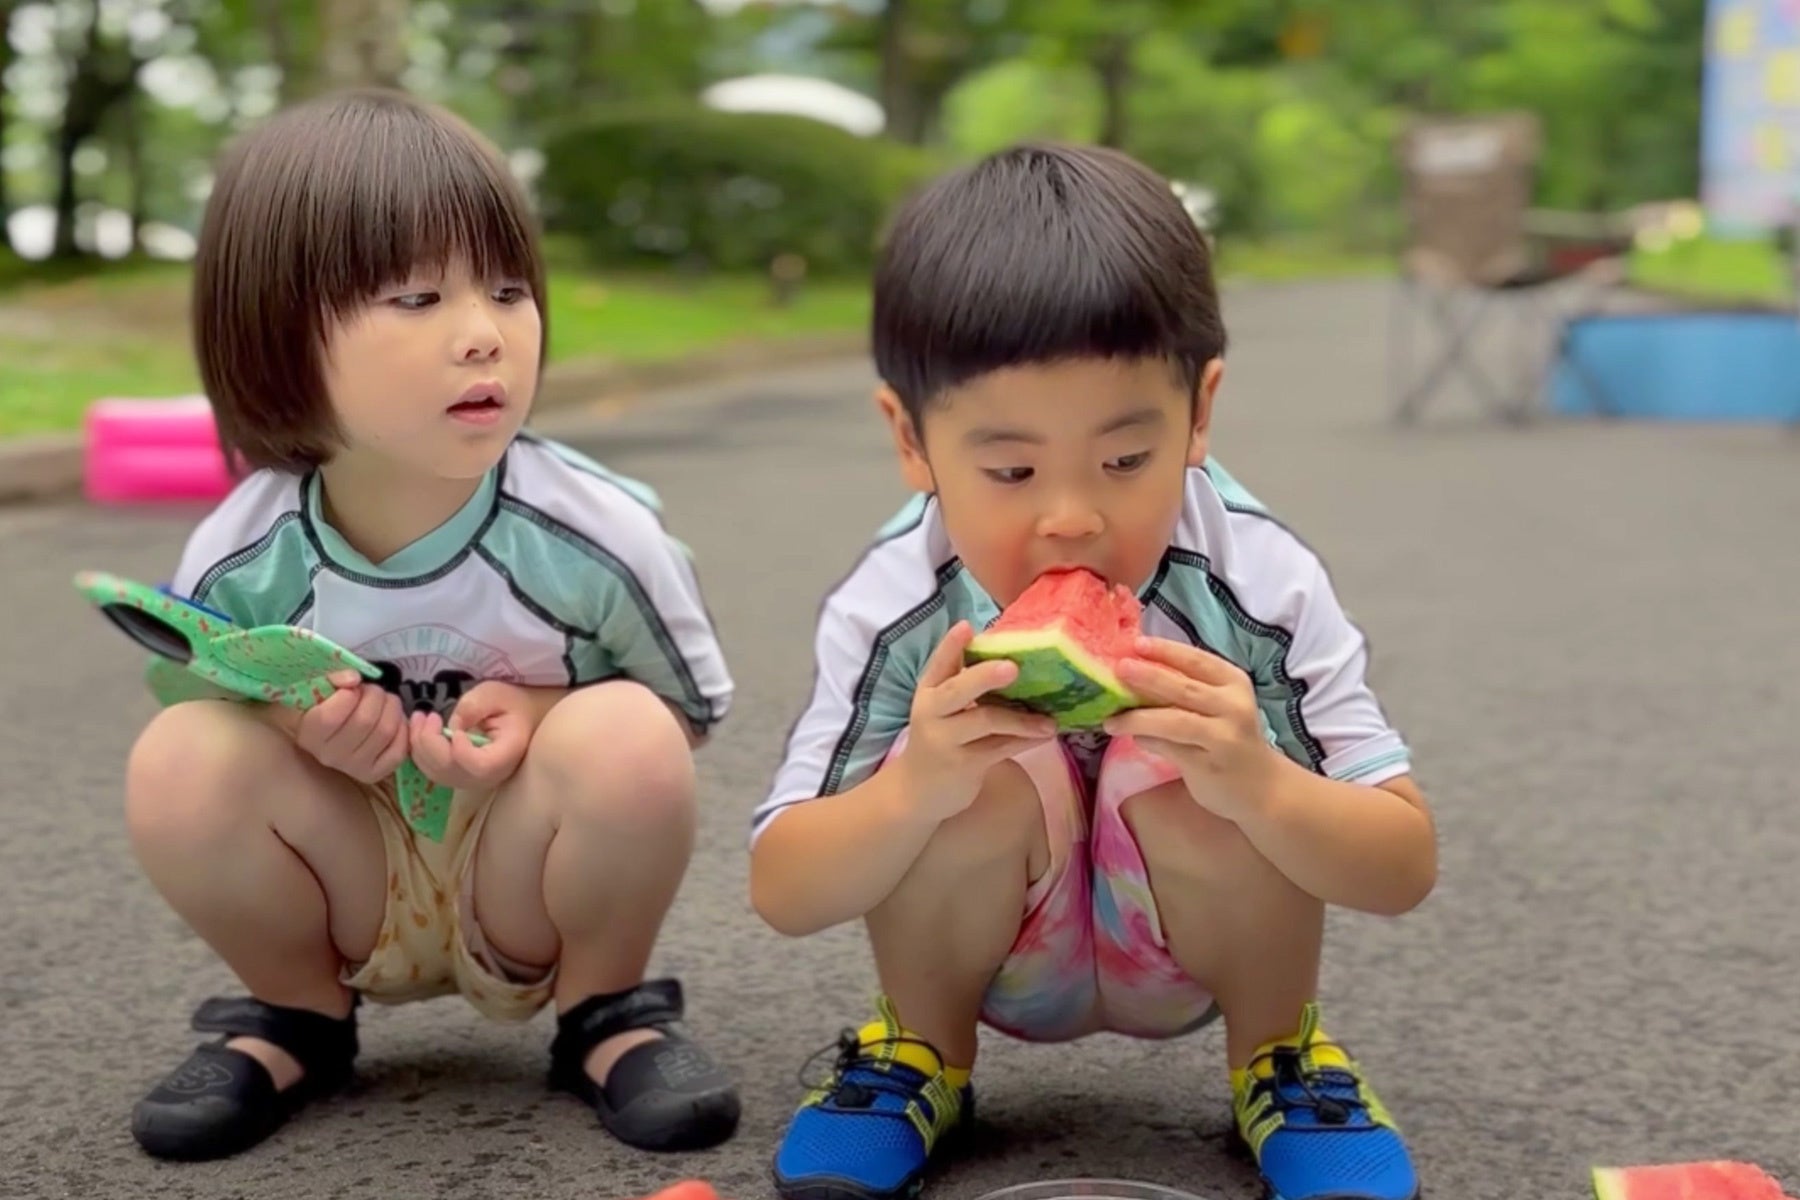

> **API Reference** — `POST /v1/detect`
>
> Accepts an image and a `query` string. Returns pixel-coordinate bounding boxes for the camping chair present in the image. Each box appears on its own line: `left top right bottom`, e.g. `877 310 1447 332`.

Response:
1390 112 1624 423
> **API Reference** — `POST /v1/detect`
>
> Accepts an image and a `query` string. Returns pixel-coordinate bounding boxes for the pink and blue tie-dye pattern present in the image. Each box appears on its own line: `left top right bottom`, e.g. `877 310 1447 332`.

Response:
975 733 1221 1043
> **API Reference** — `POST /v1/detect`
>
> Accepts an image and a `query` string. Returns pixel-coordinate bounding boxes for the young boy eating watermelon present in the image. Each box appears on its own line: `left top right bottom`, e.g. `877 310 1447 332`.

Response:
750 143 1437 1200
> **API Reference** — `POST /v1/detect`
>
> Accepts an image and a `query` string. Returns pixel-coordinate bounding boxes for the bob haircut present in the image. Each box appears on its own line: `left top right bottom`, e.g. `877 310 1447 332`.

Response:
191 88 547 474
872 142 1226 424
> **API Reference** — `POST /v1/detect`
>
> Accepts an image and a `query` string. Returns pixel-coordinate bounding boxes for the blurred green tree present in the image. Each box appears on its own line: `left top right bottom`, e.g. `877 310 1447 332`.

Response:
1 0 17 233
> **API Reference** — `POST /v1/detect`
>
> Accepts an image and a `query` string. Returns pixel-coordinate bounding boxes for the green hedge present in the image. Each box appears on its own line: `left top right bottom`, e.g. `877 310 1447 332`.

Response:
1627 231 1794 309
538 105 937 275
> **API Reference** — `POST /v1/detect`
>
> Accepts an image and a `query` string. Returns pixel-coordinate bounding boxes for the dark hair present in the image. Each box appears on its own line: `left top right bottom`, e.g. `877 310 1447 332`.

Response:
192 88 547 474
872 142 1226 422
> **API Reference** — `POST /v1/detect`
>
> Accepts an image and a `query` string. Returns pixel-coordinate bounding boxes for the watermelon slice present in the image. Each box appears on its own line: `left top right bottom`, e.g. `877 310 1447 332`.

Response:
964 568 1144 731
1592 1161 1793 1200
641 1184 720 1200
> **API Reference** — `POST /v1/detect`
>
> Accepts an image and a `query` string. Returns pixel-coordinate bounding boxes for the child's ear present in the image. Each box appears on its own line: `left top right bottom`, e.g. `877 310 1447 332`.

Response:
1187 357 1224 468
875 386 935 494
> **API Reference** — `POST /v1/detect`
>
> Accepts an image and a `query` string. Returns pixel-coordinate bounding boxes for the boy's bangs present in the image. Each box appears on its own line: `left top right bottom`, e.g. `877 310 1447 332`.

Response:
891 235 1187 396
311 113 539 315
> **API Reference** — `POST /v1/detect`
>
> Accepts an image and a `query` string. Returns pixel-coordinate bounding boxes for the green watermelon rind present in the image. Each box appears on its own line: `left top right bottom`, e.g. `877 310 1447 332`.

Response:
964 627 1141 731
1591 1168 1628 1200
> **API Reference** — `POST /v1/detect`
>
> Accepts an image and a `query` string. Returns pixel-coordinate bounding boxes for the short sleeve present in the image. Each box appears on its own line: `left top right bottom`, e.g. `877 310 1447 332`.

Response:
166 474 315 628
492 440 734 733
1278 553 1411 786
582 497 734 733
752 540 948 845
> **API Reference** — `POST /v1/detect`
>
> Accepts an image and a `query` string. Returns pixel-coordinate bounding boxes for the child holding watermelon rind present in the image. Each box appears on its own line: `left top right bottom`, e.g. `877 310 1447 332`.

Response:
752 143 1437 1200
119 90 740 1162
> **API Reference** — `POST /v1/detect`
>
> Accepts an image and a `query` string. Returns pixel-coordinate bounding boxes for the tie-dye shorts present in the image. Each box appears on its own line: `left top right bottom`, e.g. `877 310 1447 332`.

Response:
975 732 1222 1043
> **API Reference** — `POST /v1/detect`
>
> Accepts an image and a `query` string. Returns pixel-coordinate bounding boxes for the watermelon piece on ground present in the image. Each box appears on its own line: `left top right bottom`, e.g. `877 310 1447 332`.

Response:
1592 1161 1793 1200
641 1183 721 1200
965 568 1145 731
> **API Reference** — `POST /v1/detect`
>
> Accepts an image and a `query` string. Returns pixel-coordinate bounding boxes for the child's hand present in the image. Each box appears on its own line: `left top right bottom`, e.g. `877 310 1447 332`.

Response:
1104 636 1281 822
277 671 411 784
407 681 534 792
895 621 1058 822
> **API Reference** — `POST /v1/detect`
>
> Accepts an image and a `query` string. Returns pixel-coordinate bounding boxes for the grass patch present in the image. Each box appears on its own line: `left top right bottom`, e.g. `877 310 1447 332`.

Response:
1626 233 1795 309
0 252 187 295
0 265 868 438
548 272 866 362
0 331 200 439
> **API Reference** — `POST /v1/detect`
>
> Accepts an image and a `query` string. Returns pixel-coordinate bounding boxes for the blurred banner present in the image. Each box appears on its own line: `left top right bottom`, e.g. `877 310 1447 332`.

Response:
1702 0 1800 232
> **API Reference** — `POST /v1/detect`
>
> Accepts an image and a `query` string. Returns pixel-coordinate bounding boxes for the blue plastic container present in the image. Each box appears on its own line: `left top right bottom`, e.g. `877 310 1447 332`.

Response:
1548 310 1800 421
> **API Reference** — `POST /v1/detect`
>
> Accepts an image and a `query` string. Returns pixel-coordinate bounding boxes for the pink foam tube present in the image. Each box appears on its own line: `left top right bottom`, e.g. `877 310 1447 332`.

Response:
83 396 240 505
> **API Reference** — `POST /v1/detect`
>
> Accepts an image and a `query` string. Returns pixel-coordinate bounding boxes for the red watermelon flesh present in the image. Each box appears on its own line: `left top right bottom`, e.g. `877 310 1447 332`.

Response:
641 1183 722 1200
1592 1161 1793 1200
963 568 1145 730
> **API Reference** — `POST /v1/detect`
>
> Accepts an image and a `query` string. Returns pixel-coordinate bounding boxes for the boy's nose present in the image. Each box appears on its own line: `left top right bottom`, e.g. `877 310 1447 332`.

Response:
457 304 503 363
1036 498 1104 540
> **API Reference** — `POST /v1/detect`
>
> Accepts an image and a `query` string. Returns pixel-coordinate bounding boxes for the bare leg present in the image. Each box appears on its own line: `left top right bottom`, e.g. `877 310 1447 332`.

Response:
863 760 1050 1069
1123 780 1325 1069
469 681 698 1084
126 701 387 1086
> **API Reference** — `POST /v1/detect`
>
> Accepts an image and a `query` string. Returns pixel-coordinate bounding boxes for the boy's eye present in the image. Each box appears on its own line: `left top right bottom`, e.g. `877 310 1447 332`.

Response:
1107 452 1151 474
390 291 439 311
982 467 1034 485
493 283 529 304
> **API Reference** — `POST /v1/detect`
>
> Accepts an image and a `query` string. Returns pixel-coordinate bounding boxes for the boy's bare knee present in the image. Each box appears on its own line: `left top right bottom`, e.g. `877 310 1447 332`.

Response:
1124 780 1266 887
530 681 696 833
908 758 1046 883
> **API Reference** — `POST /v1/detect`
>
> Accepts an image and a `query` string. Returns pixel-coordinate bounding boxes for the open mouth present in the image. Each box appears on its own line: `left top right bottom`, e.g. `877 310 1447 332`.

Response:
448 383 507 420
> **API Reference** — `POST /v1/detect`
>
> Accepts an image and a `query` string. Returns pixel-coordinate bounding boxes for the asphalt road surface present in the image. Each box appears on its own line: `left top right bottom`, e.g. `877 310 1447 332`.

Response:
4 279 1797 1200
